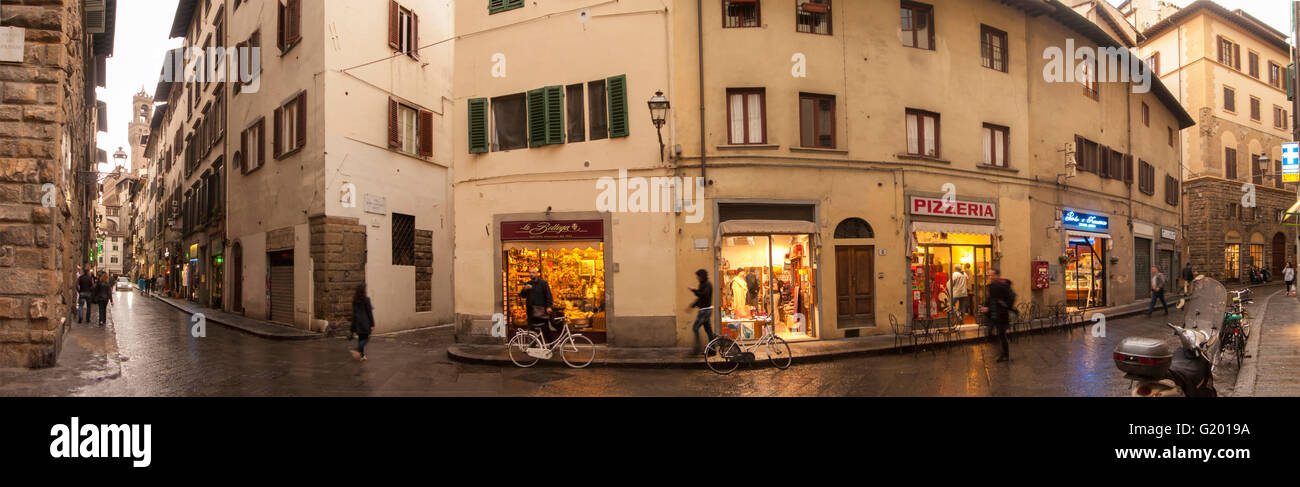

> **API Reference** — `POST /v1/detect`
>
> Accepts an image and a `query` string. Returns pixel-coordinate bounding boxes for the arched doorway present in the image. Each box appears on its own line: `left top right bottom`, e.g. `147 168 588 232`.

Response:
1272 232 1287 279
833 218 875 329
231 241 243 314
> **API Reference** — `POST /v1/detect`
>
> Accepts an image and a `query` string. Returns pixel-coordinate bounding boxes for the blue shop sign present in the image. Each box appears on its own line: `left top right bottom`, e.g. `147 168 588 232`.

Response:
1062 210 1109 232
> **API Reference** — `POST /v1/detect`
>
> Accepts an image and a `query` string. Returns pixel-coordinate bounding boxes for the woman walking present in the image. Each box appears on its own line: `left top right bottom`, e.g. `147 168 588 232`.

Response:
350 284 375 361
91 271 114 327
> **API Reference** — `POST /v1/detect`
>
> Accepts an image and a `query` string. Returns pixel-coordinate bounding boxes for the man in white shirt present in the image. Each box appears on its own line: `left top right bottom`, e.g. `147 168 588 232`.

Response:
950 264 971 322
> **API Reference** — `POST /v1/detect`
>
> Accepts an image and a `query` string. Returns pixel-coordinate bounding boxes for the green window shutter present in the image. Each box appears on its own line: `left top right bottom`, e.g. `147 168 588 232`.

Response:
527 88 548 148
545 85 565 145
467 98 488 154
488 0 505 14
507 0 524 10
606 74 629 138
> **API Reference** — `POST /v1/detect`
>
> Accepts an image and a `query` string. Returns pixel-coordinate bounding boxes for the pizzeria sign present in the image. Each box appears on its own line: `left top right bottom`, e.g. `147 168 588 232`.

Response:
909 196 997 220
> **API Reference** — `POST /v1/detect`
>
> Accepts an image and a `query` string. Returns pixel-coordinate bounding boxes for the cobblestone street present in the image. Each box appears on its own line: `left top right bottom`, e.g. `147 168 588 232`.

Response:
3 286 1280 396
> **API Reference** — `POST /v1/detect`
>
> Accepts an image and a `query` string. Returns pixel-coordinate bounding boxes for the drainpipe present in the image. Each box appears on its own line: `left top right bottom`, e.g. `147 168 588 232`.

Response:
697 0 706 186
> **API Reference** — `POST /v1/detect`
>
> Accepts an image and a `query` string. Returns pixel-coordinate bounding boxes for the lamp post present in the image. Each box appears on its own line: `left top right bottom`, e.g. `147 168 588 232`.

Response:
112 146 128 173
647 90 670 162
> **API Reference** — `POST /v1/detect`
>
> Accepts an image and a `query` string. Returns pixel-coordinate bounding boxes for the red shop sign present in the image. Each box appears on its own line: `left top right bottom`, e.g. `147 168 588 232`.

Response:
908 196 997 220
501 220 604 241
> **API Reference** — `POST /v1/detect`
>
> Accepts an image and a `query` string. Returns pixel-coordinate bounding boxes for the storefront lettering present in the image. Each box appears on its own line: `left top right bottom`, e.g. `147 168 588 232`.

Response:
501 220 604 241
909 197 996 219
1062 211 1109 232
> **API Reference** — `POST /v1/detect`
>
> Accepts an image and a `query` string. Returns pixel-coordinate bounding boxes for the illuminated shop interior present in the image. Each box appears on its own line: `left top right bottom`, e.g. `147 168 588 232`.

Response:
718 234 817 340
910 230 992 325
503 242 606 342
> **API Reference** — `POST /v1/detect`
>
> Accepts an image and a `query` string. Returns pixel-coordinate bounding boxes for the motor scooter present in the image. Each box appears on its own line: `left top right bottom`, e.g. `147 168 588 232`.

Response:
1113 276 1223 397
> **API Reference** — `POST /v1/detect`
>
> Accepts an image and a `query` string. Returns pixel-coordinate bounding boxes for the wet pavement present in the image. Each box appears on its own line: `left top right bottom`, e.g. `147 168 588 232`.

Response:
0 287 1271 396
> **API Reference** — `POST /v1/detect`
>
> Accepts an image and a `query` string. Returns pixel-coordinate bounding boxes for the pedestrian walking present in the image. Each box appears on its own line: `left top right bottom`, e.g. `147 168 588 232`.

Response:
350 284 375 361
1181 261 1194 295
519 267 555 342
688 269 715 352
77 267 96 324
950 264 970 322
1147 266 1168 316
1284 263 1295 296
91 271 113 327
978 267 1017 362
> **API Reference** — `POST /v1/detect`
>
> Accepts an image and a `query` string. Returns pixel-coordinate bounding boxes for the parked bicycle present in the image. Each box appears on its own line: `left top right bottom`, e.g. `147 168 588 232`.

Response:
704 324 792 374
506 315 596 368
1216 289 1252 365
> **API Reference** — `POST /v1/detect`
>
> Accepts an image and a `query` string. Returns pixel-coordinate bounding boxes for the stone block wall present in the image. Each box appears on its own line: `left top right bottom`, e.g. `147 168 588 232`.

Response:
0 0 96 367
1184 177 1296 282
415 229 432 312
309 215 366 336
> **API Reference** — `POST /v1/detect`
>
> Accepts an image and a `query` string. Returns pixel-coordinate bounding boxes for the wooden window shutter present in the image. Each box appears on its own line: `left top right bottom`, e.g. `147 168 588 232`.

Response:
1073 135 1082 170
467 98 488 154
489 0 505 14
388 98 400 149
296 91 307 149
1099 145 1110 178
545 85 564 145
277 1 286 50
527 88 548 148
411 13 420 60
273 107 283 157
1124 154 1133 183
240 128 249 173
1233 43 1240 70
389 1 401 49
419 109 434 157
606 74 629 138
1216 36 1224 63
257 119 267 165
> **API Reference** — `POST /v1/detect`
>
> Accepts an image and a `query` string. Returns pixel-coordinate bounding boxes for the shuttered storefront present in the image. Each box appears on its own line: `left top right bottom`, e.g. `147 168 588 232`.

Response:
268 250 294 324
1135 237 1152 299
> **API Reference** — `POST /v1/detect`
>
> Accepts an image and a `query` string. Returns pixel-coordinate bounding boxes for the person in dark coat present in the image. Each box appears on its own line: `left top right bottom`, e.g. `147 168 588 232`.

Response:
77 267 96 324
350 284 375 361
1181 262 1194 295
978 267 1016 362
519 267 555 341
688 269 715 352
91 271 114 327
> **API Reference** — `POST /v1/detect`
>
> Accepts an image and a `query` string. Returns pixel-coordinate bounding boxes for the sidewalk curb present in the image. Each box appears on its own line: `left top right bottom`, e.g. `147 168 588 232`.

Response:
1232 288 1279 397
150 294 324 340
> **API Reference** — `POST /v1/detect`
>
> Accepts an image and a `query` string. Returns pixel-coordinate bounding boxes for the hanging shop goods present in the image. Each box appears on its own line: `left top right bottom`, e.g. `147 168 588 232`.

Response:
1062 209 1110 310
501 220 606 342
718 231 817 341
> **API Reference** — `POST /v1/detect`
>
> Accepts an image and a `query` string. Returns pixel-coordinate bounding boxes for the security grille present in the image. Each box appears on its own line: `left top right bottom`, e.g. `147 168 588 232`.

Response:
392 213 414 266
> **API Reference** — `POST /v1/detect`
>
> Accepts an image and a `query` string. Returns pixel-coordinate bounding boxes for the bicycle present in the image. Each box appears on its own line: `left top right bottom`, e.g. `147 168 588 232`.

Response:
506 316 596 368
704 324 792 375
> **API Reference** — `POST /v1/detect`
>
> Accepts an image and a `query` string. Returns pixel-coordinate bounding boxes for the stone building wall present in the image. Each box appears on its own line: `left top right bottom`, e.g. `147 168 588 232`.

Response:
0 0 97 367
309 215 366 336
1184 177 1296 282
415 230 431 313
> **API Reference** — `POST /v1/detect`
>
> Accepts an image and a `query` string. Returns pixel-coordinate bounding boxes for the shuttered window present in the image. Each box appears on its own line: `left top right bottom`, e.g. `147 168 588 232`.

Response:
277 0 301 52
1165 175 1179 206
1138 160 1155 195
388 98 434 157
981 123 1007 167
606 74 629 138
1225 147 1237 179
241 117 266 174
273 91 306 158
1223 86 1235 112
389 1 419 60
468 98 488 154
489 0 525 14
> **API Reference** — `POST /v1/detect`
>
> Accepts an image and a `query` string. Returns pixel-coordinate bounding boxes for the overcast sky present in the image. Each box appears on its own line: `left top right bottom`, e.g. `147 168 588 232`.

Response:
96 1 1290 172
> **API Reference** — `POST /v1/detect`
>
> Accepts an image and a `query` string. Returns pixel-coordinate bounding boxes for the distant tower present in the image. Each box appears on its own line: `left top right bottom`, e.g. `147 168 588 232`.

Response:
127 87 153 174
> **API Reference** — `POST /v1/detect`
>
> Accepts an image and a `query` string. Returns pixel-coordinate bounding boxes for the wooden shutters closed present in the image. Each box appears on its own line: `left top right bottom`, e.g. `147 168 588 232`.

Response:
467 98 488 153
835 246 875 327
268 251 294 324
388 98 400 149
389 1 401 49
606 74 629 138
418 109 434 157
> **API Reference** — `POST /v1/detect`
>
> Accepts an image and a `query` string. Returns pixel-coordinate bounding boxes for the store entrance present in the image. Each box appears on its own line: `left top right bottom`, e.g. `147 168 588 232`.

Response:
719 234 818 341
910 231 992 326
1065 236 1106 309
503 243 606 343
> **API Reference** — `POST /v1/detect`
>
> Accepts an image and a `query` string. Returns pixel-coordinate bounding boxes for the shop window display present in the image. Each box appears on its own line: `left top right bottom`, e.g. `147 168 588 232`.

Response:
1065 236 1107 309
503 243 606 342
910 231 992 325
719 234 817 340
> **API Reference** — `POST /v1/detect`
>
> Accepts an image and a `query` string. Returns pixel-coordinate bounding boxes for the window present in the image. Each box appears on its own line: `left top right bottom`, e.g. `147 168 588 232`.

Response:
1217 36 1239 69
1225 147 1237 179
1223 86 1235 112
1270 62 1283 88
273 92 306 157
1138 160 1155 195
900 1 933 50
1252 152 1263 185
277 0 301 52
727 88 766 145
1080 58 1099 100
392 213 414 266
1275 106 1289 130
723 0 760 28
1248 51 1259 78
1276 158 1284 188
905 108 939 157
980 25 1007 72
489 0 524 14
389 99 433 157
795 0 831 35
389 2 419 59
1141 102 1150 127
799 93 835 148
1165 175 1179 206
587 79 608 141
981 123 1008 167
1250 96 1261 121
1147 52 1160 77
490 93 527 151
527 85 565 148
566 84 585 143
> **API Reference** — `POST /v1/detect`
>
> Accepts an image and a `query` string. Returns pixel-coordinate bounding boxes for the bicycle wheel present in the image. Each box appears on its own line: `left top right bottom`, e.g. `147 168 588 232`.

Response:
561 334 596 368
766 337 792 369
705 337 742 375
507 333 542 368
1234 332 1245 364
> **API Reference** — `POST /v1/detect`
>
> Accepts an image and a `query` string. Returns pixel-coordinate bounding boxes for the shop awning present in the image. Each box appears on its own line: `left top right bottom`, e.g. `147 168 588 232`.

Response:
910 221 996 236
717 219 817 243
1066 229 1111 241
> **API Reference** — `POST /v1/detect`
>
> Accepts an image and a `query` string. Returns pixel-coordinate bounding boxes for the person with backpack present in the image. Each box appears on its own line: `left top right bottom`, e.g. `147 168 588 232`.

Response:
350 284 375 361
978 267 1017 362
91 271 113 327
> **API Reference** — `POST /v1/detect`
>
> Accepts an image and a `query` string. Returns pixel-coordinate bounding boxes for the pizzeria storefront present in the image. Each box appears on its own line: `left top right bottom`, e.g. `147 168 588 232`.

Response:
1061 209 1110 310
500 219 609 342
907 195 998 327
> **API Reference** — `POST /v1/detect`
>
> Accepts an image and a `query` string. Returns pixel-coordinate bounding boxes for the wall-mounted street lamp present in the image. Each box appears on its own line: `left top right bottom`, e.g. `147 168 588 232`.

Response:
647 90 670 162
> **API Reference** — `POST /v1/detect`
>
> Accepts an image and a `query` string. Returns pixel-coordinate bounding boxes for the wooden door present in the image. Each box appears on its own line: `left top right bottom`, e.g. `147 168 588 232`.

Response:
1272 233 1286 278
835 246 875 327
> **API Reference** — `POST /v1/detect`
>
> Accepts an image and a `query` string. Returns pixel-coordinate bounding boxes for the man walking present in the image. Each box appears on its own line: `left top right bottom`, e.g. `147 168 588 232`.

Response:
688 269 715 353
950 264 970 323
77 267 96 324
978 267 1016 362
1148 266 1168 316
1181 261 1194 295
